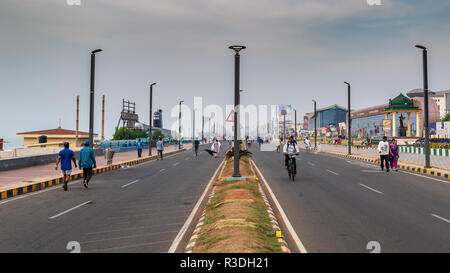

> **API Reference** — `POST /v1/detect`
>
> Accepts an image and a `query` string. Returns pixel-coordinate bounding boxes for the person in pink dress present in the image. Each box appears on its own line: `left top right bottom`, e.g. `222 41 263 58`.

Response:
389 138 400 172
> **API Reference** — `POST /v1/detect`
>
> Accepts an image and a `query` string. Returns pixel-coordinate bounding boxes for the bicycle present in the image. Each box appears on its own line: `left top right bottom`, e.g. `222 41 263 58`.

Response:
287 154 297 181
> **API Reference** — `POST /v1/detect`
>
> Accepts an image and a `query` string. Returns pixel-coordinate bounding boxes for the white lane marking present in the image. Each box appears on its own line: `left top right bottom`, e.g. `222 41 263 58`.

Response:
168 158 225 253
431 214 450 224
160 169 166 173
399 171 450 185
173 162 180 166
107 209 192 220
85 240 173 253
81 230 179 244
86 222 184 235
185 157 190 161
359 184 383 195
308 162 315 166
49 200 92 219
251 159 308 253
121 179 140 188
326 169 339 175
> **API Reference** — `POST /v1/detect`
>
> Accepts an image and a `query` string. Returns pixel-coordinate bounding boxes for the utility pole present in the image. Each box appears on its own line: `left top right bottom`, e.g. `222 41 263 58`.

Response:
76 95 79 146
149 82 156 156
89 49 102 147
229 45 246 177
192 109 195 143
344 82 351 155
294 108 297 139
101 95 105 142
202 115 204 143
179 100 184 149
416 45 431 168
312 100 317 150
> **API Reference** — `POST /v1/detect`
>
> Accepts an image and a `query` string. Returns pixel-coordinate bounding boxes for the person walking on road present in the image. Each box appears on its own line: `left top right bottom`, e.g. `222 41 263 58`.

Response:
194 139 200 156
136 138 143 158
378 136 390 172
211 139 221 158
389 138 399 172
156 137 164 160
56 142 77 191
79 141 97 189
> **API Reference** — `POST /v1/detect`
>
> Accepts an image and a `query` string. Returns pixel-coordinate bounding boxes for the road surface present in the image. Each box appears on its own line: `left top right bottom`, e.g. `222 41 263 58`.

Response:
0 147 223 253
251 145 450 253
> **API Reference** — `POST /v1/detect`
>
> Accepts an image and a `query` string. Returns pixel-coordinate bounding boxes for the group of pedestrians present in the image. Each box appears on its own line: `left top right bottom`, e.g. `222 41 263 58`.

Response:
377 136 400 172
55 141 96 191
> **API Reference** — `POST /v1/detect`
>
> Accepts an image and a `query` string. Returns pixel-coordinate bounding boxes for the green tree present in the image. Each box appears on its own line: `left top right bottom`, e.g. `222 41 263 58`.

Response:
113 127 148 140
152 129 165 140
442 113 450 122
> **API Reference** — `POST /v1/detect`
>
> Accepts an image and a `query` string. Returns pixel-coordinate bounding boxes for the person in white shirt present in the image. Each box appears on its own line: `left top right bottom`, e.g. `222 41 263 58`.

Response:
378 136 390 172
304 137 311 150
283 136 300 174
211 139 221 158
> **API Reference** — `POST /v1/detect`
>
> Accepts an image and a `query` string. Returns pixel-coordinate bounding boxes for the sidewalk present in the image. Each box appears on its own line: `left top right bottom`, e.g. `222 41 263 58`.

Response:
0 144 192 192
315 143 450 176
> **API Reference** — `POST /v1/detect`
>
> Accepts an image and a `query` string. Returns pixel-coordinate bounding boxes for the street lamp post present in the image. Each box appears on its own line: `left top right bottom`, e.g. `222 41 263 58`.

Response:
202 115 204 143
294 109 297 139
89 49 102 148
179 100 184 149
149 82 156 156
192 109 195 143
416 45 431 168
229 45 246 177
344 82 351 155
312 100 317 150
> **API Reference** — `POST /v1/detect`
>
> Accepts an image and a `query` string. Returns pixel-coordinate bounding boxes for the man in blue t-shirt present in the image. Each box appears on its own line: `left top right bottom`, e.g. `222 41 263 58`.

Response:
56 142 77 191
136 138 143 158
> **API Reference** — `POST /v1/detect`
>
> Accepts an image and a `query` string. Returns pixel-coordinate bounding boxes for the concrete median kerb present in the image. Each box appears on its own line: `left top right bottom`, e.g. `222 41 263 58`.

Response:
0 149 186 201
184 157 291 253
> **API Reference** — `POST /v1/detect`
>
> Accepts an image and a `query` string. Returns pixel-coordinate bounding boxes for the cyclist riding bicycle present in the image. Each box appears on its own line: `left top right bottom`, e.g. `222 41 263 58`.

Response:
283 136 300 174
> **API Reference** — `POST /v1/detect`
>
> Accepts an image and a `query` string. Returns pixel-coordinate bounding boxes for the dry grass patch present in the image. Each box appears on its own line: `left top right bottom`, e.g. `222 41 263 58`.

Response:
193 156 282 253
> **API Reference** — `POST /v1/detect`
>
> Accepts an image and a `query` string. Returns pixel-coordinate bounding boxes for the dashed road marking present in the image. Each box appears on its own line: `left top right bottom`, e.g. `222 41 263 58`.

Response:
160 169 166 173
85 240 173 253
80 230 179 244
359 184 383 195
431 214 450 224
326 169 339 175
308 162 315 166
173 162 180 166
121 180 140 188
49 200 92 219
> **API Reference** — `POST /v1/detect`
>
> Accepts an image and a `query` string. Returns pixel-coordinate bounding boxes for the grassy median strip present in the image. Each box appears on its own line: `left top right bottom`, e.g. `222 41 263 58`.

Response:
193 156 282 253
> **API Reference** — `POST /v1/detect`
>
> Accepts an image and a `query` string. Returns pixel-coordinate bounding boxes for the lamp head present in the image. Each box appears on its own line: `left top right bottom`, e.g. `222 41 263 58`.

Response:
91 49 103 54
151 82 157 87
344 81 350 86
229 45 246 53
415 45 427 50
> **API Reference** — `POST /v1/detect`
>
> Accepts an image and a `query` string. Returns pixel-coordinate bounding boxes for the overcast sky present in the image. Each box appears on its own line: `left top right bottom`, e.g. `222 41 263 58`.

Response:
1 0 450 148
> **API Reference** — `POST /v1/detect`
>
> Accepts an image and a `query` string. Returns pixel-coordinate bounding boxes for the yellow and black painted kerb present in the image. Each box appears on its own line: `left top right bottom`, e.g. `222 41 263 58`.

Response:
257 179 291 253
249 159 291 253
0 149 185 201
185 189 216 253
329 152 450 179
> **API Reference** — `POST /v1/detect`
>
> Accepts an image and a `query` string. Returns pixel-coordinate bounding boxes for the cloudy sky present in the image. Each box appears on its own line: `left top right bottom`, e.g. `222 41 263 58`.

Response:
1 0 450 148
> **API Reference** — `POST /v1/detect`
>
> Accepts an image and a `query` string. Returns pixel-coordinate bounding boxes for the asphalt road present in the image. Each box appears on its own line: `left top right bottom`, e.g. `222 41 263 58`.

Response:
251 144 450 253
0 146 224 253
